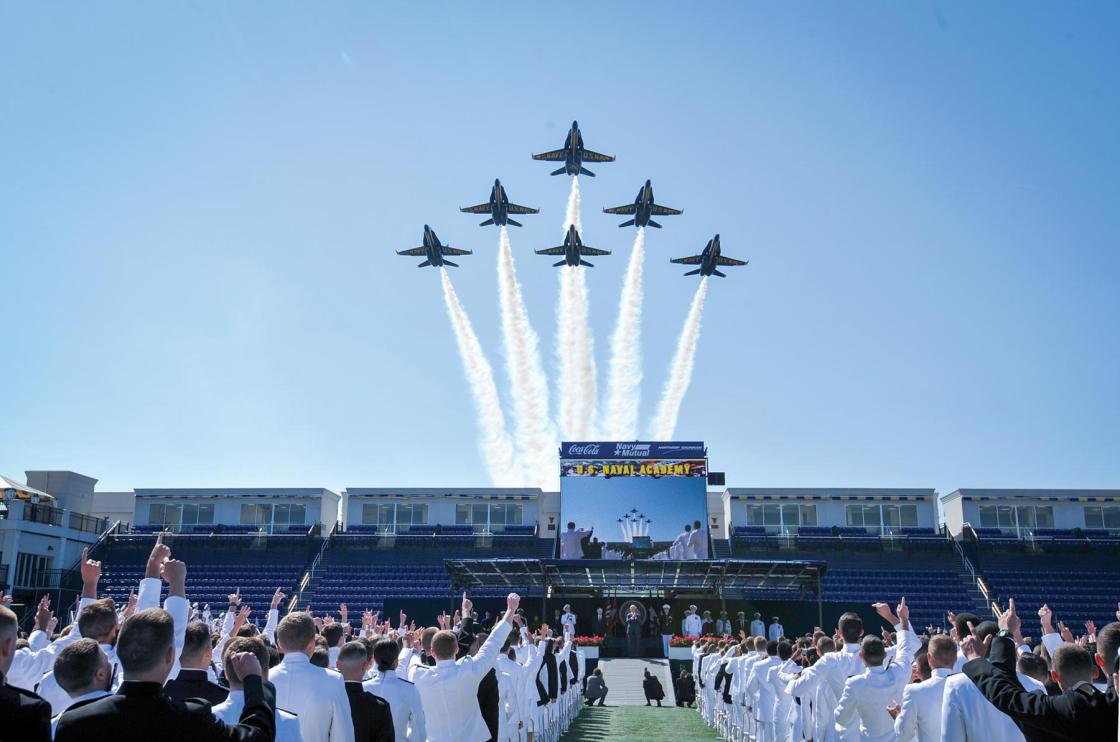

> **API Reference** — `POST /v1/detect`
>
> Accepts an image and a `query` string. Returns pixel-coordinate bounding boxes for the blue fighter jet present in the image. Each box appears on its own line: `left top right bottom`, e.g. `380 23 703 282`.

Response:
603 179 683 228
460 179 540 228
669 234 747 277
397 225 472 268
536 225 611 267
532 121 615 177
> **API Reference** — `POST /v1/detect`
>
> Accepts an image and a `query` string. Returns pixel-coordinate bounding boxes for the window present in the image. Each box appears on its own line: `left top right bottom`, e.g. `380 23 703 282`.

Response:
363 502 429 531
181 503 214 528
846 503 919 534
978 504 1054 536
747 503 815 533
15 553 51 589
272 504 306 530
455 502 523 532
149 503 182 530
1085 506 1120 531
241 504 272 527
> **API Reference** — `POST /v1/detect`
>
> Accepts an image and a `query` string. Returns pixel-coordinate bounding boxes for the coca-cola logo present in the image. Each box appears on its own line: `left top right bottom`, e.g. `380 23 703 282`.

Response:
567 443 600 455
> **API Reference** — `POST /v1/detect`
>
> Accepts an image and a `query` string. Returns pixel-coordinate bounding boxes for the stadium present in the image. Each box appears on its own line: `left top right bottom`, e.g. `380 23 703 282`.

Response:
4 457 1119 739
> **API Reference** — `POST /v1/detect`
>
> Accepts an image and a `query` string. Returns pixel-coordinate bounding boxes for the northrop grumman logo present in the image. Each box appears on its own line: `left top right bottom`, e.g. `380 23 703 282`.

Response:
568 443 600 455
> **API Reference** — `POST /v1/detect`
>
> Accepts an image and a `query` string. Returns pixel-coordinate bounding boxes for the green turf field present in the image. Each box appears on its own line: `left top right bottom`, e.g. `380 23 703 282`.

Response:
560 705 719 741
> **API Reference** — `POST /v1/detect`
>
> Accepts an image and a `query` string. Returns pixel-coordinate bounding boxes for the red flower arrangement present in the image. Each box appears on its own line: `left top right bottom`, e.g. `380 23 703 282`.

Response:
669 634 725 647
571 635 604 647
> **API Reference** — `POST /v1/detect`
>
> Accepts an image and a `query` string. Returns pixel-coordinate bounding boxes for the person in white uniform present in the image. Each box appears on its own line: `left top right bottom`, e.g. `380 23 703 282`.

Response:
559 523 592 559
364 637 426 742
270 611 355 742
406 592 521 742
560 605 577 636
682 606 703 638
890 634 957 741
750 613 766 638
833 597 921 742
212 636 304 742
688 520 708 559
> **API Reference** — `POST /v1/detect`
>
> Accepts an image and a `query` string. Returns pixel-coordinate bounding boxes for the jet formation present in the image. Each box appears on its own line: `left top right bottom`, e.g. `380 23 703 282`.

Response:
398 121 748 277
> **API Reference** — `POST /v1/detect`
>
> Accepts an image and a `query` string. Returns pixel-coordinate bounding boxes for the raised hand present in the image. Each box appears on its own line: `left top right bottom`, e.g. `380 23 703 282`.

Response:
80 548 102 598
399 610 407 628
896 596 910 629
145 533 171 579
960 621 991 661
231 604 251 634
34 595 53 631
461 591 473 617
123 590 139 619
993 598 1020 636
228 651 263 680
0 591 11 606
270 587 285 611
886 702 901 720
1085 619 1098 638
1038 604 1055 634
1057 620 1075 643
228 588 242 608
339 603 348 625
160 559 187 597
872 602 899 627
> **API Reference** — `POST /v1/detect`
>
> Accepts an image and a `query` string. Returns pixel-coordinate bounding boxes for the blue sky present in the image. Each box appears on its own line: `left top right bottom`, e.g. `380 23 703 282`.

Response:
1 3 1117 495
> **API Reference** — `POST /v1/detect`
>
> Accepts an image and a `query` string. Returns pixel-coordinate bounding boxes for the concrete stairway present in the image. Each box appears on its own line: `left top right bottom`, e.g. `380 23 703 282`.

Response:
595 658 676 707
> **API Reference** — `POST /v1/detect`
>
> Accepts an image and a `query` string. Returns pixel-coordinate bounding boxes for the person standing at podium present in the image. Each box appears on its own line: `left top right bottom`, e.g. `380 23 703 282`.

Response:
624 606 643 658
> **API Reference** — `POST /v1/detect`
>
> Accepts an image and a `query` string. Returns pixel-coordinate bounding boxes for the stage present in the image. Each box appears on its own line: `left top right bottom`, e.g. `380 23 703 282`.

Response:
444 558 828 624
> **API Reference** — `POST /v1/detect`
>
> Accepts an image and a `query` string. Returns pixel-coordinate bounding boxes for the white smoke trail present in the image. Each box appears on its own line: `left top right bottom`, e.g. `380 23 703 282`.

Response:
601 228 646 439
564 176 582 233
555 177 597 440
439 268 522 486
496 227 556 488
651 277 710 440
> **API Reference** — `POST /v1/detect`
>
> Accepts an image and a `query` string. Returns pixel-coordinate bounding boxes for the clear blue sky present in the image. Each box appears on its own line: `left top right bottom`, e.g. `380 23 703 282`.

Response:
2 3 1117 495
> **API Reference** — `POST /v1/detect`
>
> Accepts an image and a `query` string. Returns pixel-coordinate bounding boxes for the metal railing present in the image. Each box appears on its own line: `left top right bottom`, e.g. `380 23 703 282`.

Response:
949 529 989 602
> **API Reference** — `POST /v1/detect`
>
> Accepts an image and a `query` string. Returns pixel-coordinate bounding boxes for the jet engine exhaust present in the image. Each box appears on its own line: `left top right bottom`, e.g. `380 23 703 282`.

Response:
601 227 646 439
651 276 710 440
440 268 522 485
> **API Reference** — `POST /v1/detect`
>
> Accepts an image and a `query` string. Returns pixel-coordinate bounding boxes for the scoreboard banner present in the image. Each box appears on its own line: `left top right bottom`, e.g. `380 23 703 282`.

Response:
560 459 707 478
560 441 706 461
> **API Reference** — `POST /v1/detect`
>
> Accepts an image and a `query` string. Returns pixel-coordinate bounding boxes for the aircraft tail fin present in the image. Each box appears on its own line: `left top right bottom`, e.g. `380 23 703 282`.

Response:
418 260 431 268
578 167 596 177
507 218 522 227
443 259 459 268
479 218 494 227
553 259 567 267
579 259 594 267
713 269 726 278
550 167 567 176
618 219 635 228
684 268 702 276
648 219 662 229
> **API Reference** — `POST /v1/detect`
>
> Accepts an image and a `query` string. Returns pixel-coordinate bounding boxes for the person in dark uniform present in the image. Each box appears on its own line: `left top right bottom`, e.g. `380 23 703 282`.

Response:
591 606 608 637
1 604 51 742
164 622 229 705
458 617 500 742
642 669 665 707
624 605 643 658
53 607 276 742
674 669 697 708
337 641 395 742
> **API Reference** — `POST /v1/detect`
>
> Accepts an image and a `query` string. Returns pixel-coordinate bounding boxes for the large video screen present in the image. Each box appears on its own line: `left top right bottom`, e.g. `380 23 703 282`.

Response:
559 441 708 556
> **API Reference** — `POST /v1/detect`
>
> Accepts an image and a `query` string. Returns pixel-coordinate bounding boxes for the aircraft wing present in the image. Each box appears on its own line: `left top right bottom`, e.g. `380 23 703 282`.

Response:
440 247 473 256
535 246 567 256
716 256 747 266
603 204 637 215
579 247 611 256
670 255 704 265
459 203 491 214
532 149 567 162
506 203 540 215
580 149 615 163
397 247 427 256
649 204 683 216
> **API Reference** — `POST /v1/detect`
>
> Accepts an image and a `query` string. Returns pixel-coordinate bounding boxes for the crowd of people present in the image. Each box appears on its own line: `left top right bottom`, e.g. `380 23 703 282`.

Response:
687 596 1119 741
0 534 590 742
